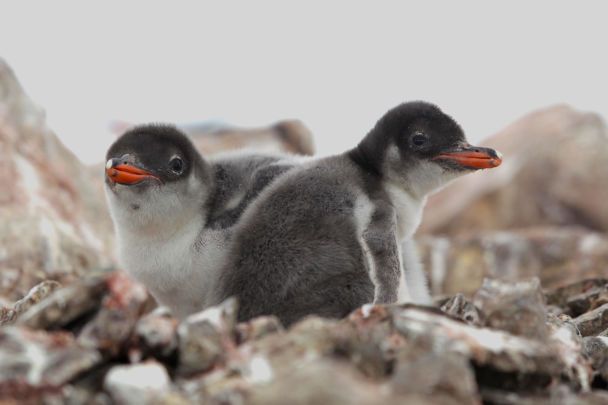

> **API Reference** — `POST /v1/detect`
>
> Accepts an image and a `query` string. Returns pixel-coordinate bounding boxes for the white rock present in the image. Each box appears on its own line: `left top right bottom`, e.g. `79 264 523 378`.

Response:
104 362 170 405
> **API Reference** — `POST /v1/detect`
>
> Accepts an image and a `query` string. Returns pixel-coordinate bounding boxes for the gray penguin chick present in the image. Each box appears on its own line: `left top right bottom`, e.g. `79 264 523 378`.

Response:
214 101 502 326
104 125 303 318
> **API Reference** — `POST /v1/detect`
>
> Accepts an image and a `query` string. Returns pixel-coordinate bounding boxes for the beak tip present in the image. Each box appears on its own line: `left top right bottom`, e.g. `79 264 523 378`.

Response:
106 159 114 170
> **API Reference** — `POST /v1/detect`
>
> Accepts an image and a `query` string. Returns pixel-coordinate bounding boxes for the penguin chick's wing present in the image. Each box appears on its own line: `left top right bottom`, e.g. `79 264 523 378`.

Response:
362 201 401 304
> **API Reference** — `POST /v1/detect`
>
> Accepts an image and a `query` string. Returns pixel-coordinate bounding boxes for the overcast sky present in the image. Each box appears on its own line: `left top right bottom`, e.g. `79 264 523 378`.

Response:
1 1 607 163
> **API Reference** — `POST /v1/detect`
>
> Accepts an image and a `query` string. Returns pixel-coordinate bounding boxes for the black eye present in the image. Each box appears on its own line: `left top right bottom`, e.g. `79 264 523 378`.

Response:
411 133 428 147
169 157 184 174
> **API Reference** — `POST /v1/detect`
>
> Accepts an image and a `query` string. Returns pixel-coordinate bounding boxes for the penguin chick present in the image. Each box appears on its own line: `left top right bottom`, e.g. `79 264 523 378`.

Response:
214 101 502 325
104 125 299 318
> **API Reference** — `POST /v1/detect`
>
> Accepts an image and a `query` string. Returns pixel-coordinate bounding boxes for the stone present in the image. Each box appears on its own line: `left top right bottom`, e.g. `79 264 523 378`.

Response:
391 306 589 390
78 272 148 356
574 303 608 337
177 298 238 376
236 315 283 344
1 280 61 326
481 387 608 405
440 293 482 326
0 59 115 302
418 228 608 296
391 349 479 405
419 104 608 235
473 278 548 339
132 308 179 361
247 360 401 405
17 273 107 330
0 326 101 401
103 361 171 405
186 119 315 156
546 278 608 311
582 336 608 371
11 280 61 315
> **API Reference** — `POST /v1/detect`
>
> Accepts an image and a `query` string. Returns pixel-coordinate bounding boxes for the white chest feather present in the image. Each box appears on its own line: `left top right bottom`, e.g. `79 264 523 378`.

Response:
117 218 227 318
385 183 426 242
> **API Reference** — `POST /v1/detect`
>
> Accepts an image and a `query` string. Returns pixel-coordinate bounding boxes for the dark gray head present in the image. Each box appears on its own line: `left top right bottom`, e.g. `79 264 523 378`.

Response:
350 101 502 196
104 124 211 231
105 124 206 189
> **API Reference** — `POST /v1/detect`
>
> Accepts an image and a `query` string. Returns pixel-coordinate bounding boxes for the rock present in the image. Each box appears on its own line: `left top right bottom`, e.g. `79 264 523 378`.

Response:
440 293 483 326
78 272 148 356
0 59 115 301
177 298 238 376
11 280 61 316
481 387 608 405
391 306 589 390
247 360 403 405
473 278 548 339
582 337 608 371
104 361 171 405
17 273 107 329
132 308 179 361
236 316 283 344
573 303 608 337
419 104 608 235
391 349 480 405
0 327 101 400
0 280 61 326
546 278 608 311
186 119 315 156
419 228 608 296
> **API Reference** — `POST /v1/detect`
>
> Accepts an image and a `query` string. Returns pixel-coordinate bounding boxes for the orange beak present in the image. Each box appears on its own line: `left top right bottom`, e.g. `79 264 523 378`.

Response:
432 145 502 169
105 159 159 185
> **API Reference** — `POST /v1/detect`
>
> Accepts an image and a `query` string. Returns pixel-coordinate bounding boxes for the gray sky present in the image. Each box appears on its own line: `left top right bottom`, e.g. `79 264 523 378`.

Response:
2 1 607 163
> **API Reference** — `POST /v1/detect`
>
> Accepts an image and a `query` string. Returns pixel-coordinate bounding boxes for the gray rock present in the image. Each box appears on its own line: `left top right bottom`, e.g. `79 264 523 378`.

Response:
78 272 148 357
418 229 608 297
132 308 179 361
440 293 482 326
177 298 238 376
546 278 608 313
17 274 107 329
0 326 100 401
392 306 589 390
391 348 479 404
0 58 116 302
573 303 608 337
236 315 283 344
473 278 548 339
582 336 608 371
104 361 171 405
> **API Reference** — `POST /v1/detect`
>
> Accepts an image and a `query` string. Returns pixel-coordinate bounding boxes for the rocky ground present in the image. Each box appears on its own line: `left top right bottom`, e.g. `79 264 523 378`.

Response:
2 57 608 404
1 272 608 404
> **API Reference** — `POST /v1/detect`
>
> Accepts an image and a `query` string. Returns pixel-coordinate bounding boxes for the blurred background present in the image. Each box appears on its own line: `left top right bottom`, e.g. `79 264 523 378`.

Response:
1 1 607 300
1 2 607 163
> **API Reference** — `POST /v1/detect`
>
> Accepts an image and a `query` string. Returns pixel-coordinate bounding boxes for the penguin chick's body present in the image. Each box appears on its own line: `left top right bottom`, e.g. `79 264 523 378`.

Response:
104 126 300 318
214 101 502 326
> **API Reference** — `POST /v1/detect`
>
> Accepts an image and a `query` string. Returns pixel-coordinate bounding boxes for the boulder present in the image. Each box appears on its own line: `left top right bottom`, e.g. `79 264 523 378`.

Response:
185 119 315 156
0 59 115 301
418 227 608 296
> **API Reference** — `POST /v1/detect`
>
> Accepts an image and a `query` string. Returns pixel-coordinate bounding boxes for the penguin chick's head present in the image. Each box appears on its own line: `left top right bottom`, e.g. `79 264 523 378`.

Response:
104 124 209 230
355 101 502 196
